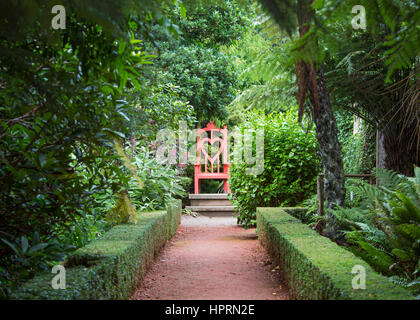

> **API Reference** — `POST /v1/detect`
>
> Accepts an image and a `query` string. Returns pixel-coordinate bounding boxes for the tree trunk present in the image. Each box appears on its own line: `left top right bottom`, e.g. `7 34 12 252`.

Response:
296 0 346 238
312 67 346 238
376 130 387 168
382 126 419 177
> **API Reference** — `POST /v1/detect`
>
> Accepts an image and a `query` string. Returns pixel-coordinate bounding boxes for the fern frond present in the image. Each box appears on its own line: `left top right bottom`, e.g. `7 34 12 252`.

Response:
376 168 407 190
257 0 298 37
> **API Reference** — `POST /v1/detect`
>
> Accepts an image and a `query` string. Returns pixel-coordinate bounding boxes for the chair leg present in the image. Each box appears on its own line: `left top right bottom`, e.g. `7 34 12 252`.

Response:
194 177 199 194
223 179 231 194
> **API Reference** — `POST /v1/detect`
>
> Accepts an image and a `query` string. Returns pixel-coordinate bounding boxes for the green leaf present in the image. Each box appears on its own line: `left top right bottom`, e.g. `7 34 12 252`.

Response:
392 248 411 261
180 3 186 19
39 154 47 167
20 236 29 254
32 232 40 245
27 243 49 254
312 0 325 10
103 128 125 139
118 40 126 55
1 238 20 256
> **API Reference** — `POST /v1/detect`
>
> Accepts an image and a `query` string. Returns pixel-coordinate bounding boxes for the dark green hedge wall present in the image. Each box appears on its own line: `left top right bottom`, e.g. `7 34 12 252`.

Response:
256 207 413 300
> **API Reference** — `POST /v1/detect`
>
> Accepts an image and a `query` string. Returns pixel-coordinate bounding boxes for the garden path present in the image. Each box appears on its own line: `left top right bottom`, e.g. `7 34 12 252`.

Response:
131 215 290 300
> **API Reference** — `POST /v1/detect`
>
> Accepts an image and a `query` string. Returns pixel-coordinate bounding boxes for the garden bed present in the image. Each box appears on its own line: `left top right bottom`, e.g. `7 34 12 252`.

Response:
11 200 181 300
256 207 413 300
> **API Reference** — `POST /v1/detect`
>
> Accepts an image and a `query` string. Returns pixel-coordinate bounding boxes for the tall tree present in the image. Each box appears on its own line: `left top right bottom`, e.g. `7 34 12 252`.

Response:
259 0 345 237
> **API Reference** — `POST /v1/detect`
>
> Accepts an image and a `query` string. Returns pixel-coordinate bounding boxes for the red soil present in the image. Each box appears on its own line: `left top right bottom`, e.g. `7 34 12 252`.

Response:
131 220 290 300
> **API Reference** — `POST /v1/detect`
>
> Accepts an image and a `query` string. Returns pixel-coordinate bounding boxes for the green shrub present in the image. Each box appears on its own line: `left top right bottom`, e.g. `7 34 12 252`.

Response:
257 207 413 300
0 20 151 293
10 200 181 300
229 110 320 228
0 232 76 298
129 146 190 212
139 3 246 124
0 19 149 247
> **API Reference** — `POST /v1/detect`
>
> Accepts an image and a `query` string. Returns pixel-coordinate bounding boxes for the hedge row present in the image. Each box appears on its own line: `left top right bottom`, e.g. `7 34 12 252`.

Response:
11 200 181 300
256 207 413 300
280 207 311 223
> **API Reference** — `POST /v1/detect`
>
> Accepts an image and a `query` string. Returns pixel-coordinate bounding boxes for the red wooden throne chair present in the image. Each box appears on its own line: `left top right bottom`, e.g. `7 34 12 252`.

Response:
194 121 231 194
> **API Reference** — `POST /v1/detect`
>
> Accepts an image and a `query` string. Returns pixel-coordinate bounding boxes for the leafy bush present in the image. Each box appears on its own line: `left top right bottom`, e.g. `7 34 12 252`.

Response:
229 109 320 227
139 12 243 125
106 190 139 225
298 194 320 225
98 143 190 223
129 146 190 212
54 214 111 250
0 12 152 286
177 1 248 47
299 178 374 231
0 231 75 298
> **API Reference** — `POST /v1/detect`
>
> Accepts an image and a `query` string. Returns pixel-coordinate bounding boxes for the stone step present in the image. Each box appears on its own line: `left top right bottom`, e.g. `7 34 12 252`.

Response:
185 205 236 217
190 199 232 206
189 193 229 200
189 193 232 206
187 194 235 217
185 205 235 212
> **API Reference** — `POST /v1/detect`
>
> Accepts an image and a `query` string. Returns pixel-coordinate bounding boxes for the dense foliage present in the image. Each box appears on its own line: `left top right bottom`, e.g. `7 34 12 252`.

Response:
0 7 154 295
229 109 320 228
315 0 420 176
134 2 248 126
337 168 420 295
335 110 376 174
157 45 237 122
0 0 419 301
298 167 420 296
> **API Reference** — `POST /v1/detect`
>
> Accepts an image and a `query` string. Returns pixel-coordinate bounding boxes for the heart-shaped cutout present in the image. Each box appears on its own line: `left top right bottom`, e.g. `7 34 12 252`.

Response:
199 137 224 165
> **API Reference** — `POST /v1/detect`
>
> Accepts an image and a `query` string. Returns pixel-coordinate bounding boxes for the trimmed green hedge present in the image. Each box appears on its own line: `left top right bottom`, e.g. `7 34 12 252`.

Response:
11 200 181 300
257 207 413 300
281 207 310 223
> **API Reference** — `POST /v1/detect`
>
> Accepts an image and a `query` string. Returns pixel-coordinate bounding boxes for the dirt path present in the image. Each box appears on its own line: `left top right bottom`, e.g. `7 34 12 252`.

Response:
131 216 290 300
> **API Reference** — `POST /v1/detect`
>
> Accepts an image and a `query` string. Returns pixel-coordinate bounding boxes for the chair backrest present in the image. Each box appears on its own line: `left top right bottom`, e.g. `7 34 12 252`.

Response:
195 121 228 174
